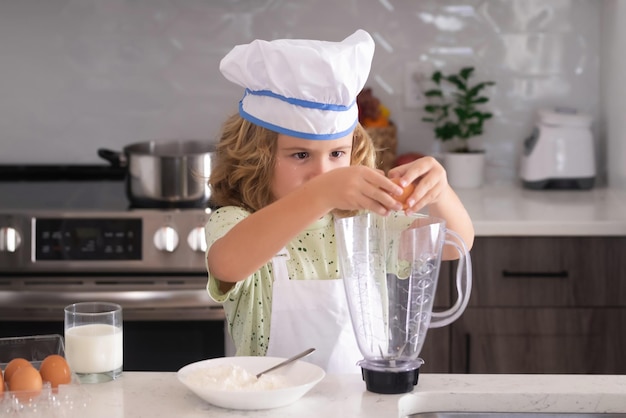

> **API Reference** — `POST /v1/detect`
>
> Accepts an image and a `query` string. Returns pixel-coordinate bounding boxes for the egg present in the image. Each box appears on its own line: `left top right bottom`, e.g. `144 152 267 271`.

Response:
390 177 416 209
0 366 4 394
39 354 72 388
3 357 32 384
8 364 42 400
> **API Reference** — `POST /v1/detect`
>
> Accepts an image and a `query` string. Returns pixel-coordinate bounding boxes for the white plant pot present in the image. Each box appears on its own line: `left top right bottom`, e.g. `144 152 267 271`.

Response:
443 152 486 189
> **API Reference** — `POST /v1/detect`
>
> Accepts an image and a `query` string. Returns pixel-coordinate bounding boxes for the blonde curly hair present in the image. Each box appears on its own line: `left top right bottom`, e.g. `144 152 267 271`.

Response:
209 113 377 212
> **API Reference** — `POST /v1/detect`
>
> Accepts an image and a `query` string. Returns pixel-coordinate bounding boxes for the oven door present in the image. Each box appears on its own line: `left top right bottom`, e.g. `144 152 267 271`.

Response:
0 319 227 372
0 273 228 372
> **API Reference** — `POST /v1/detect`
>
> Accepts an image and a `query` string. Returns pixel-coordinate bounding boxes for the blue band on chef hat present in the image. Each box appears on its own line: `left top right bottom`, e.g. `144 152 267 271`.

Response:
238 89 358 140
239 102 358 140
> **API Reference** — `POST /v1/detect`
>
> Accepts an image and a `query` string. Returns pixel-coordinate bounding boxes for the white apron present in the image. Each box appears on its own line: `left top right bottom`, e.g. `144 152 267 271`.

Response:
265 248 362 374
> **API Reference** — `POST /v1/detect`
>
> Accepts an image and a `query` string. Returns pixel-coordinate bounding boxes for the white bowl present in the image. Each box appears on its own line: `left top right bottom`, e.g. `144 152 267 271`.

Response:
177 356 325 410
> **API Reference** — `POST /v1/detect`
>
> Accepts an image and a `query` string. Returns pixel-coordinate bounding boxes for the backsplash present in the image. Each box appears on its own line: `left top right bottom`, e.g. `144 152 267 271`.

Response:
0 0 601 185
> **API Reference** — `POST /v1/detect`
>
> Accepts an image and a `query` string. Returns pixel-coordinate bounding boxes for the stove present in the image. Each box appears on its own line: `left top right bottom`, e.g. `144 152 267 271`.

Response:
0 176 227 370
1 181 211 270
0 179 220 317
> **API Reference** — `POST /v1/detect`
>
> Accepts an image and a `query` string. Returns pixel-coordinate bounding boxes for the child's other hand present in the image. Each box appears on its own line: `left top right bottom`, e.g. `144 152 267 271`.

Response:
387 156 449 214
308 166 403 215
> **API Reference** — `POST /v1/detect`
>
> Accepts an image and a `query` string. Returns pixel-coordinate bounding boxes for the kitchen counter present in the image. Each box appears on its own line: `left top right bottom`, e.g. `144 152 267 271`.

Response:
65 372 626 418
456 185 626 236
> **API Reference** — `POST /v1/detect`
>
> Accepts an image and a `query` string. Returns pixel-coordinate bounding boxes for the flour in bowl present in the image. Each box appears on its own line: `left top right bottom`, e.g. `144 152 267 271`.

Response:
184 364 289 391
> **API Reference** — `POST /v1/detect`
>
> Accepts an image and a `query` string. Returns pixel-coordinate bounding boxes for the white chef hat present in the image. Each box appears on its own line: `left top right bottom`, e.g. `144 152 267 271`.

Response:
219 29 375 140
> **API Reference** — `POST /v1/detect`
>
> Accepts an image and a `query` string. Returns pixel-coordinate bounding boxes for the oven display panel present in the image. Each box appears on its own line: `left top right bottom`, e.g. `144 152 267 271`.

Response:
35 218 142 260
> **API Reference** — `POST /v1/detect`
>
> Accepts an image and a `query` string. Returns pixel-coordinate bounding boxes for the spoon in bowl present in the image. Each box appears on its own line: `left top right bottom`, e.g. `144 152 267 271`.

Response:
255 347 316 379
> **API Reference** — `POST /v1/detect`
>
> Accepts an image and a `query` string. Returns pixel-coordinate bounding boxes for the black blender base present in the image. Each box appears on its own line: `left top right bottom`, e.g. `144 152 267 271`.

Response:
361 366 420 394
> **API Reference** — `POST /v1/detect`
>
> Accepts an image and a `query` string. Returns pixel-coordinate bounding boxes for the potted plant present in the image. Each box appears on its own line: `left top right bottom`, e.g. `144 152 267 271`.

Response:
422 66 495 188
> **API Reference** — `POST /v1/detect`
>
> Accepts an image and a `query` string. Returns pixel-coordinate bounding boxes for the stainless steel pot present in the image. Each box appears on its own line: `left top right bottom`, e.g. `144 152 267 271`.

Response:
98 140 214 208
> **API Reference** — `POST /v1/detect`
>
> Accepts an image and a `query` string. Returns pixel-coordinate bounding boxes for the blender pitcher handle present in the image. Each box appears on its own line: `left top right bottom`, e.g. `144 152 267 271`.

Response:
429 229 472 328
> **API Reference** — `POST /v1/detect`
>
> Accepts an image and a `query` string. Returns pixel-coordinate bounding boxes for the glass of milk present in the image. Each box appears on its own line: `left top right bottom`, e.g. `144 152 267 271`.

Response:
64 302 123 383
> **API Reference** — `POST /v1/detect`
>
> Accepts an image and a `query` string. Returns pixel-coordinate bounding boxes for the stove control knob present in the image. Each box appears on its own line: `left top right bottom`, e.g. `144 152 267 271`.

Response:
0 227 21 253
153 226 179 252
187 227 207 253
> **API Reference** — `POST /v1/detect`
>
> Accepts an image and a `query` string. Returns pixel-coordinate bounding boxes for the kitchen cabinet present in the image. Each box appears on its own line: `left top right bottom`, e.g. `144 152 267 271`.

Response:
451 307 626 373
450 236 626 374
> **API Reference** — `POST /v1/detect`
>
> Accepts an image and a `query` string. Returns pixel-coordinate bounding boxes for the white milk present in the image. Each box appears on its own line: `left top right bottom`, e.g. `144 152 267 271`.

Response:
65 323 123 373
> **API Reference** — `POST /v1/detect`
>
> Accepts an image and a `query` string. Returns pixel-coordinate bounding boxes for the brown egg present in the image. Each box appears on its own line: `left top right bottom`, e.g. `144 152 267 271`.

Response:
8 365 42 400
39 354 72 388
4 358 33 384
390 177 416 210
0 366 4 395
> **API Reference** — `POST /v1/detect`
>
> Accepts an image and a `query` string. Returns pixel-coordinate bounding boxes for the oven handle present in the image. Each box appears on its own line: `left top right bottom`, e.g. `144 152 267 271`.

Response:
0 289 221 309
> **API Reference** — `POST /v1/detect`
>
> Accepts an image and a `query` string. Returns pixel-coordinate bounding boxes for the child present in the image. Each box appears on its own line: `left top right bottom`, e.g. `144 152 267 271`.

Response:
206 29 474 373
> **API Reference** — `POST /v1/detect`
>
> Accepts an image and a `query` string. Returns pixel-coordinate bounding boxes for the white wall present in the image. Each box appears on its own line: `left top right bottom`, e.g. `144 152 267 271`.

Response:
0 0 601 186
601 0 626 189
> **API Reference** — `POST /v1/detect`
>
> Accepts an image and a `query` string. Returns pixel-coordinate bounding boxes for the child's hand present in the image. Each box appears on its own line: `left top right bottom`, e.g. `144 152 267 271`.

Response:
308 166 404 215
387 156 449 214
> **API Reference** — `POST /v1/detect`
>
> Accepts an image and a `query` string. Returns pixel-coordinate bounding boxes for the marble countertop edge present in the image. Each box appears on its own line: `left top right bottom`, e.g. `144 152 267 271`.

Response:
67 372 626 418
398 374 626 415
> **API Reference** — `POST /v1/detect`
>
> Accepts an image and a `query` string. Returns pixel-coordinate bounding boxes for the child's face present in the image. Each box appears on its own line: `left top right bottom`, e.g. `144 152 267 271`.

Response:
271 132 353 200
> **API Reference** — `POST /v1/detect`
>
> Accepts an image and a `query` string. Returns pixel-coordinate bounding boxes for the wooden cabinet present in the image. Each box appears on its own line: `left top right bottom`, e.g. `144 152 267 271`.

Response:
464 237 626 308
450 237 626 374
451 308 626 373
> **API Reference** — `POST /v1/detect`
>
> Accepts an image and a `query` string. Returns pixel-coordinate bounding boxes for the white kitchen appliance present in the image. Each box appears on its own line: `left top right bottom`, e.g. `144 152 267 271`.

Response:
520 108 595 189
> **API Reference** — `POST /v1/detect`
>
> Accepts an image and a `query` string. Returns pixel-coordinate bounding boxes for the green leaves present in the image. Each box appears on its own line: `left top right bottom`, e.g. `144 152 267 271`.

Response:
424 89 443 98
459 67 474 80
422 66 495 151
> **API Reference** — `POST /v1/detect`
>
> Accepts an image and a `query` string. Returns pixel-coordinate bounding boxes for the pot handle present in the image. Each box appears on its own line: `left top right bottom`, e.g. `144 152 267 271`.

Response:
98 148 128 168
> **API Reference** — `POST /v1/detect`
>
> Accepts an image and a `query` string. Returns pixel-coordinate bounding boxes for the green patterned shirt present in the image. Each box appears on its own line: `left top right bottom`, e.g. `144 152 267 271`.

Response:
205 206 340 356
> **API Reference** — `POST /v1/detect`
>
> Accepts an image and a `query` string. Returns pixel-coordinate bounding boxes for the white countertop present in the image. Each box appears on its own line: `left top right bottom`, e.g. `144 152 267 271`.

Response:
455 185 626 236
62 372 626 418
